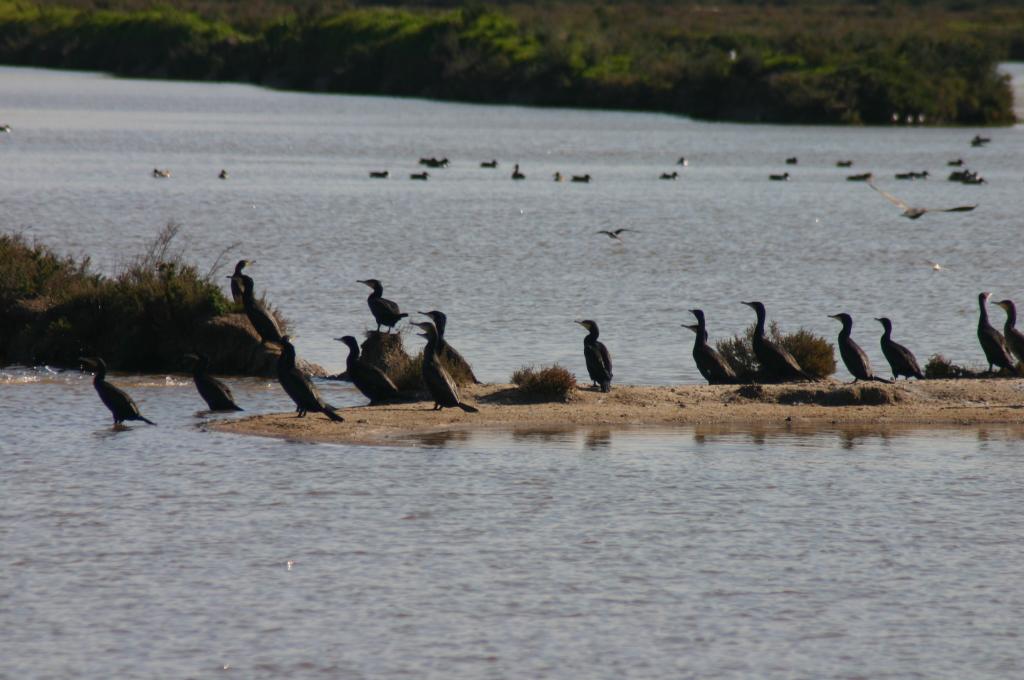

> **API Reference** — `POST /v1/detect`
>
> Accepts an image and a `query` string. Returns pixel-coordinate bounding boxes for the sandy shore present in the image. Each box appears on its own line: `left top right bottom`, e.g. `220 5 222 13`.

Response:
209 379 1024 445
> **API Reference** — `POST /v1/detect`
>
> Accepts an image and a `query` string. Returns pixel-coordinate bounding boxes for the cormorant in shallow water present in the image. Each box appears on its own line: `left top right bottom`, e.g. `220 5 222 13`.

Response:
994 299 1024 365
411 321 479 413
575 319 612 392
740 301 811 382
79 357 156 425
276 336 344 421
358 279 407 333
829 313 890 383
874 317 924 380
684 309 737 384
184 353 243 411
417 310 480 384
977 292 1015 374
334 335 401 404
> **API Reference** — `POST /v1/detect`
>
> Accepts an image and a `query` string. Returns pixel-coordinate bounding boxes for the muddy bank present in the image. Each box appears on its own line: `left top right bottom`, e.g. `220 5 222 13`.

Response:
210 379 1024 446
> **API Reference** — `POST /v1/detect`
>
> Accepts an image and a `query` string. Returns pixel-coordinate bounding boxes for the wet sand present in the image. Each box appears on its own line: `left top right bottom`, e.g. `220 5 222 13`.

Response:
210 379 1024 446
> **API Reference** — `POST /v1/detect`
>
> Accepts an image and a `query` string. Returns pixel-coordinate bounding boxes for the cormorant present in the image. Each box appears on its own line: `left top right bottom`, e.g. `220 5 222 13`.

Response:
836 160 853 167
868 181 976 219
369 170 389 178
480 160 498 168
234 270 285 345
660 172 678 180
418 310 481 384
276 336 344 421
512 164 525 180
829 313 890 383
228 259 250 305
358 279 407 333
575 319 612 392
79 357 156 426
411 321 479 412
218 169 228 180
785 157 798 165
410 171 429 180
875 317 924 380
183 352 243 411
769 172 790 181
334 335 401 404
571 174 591 183
994 299 1024 365
977 292 1015 374
741 301 811 382
684 309 736 384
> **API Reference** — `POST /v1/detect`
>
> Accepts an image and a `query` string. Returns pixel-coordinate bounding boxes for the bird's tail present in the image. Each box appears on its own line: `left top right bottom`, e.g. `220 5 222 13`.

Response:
324 407 345 422
398 313 409 319
458 403 479 413
871 376 894 384
140 416 157 426
600 381 611 392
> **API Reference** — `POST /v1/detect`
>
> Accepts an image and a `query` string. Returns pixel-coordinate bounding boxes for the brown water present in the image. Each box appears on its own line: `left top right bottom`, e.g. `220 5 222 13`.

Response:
2 66 1024 679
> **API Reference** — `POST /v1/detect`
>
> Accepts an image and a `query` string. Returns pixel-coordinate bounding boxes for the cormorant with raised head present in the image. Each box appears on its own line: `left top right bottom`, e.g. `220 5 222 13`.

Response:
874 317 924 380
231 268 285 345
977 292 1015 374
358 279 408 333
684 309 736 384
276 336 344 421
994 299 1024 365
79 357 156 425
183 352 243 411
575 319 612 392
411 321 479 412
829 313 890 383
740 301 811 382
334 335 401 404
229 259 250 304
417 310 480 384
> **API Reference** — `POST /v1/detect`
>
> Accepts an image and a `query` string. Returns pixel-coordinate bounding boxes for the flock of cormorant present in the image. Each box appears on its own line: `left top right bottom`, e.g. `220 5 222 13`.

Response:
77 255 1024 427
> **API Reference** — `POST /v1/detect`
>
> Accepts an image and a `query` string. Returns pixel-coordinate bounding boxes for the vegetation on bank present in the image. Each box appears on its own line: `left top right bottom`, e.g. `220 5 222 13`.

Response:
511 364 576 401
1 0 1020 124
717 322 837 381
0 225 284 373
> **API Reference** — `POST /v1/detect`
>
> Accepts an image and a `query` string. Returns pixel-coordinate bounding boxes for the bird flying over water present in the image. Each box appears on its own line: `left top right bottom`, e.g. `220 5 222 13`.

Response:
596 228 636 242
868 181 976 219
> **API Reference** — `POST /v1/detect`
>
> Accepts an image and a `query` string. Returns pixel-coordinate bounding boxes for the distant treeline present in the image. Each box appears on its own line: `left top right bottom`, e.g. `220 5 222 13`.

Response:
2 0 1022 124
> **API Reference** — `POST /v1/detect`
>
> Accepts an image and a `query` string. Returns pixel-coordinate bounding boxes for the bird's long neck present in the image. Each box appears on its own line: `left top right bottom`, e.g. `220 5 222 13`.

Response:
344 342 359 369
692 328 708 348
838 319 852 339
584 327 599 344
979 297 990 328
753 309 766 337
423 332 439 361
368 285 382 300
279 343 296 370
434 316 447 339
92 362 106 384
1005 305 1018 329
880 324 892 342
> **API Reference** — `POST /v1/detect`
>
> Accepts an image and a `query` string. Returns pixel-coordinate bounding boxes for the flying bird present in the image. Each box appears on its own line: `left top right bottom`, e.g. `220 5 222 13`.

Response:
868 181 976 219
596 228 636 242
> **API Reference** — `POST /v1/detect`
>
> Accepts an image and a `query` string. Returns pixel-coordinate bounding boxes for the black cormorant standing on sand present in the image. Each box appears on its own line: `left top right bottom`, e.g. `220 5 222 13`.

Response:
231 269 285 345
276 336 344 421
977 292 1015 374
829 313 890 383
874 318 924 380
334 335 401 404
79 357 156 425
741 301 811 382
575 319 612 392
358 279 408 333
684 309 736 384
994 299 1024 365
417 310 480 384
411 321 479 412
183 353 243 411
229 259 250 304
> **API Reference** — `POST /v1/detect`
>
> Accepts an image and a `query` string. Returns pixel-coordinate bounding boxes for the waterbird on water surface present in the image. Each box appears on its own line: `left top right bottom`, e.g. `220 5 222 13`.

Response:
183 353 243 411
80 357 156 426
868 181 976 219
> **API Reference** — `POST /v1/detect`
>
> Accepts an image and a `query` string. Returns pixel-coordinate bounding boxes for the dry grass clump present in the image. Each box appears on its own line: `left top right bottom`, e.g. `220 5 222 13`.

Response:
511 364 576 401
716 322 835 380
924 354 984 379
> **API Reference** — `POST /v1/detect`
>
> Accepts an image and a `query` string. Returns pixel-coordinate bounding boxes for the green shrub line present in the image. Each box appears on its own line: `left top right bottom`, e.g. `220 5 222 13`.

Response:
0 224 284 373
0 1 1018 125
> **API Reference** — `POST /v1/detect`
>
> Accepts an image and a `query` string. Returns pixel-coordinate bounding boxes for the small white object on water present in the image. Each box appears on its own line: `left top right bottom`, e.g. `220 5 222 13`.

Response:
286 560 295 570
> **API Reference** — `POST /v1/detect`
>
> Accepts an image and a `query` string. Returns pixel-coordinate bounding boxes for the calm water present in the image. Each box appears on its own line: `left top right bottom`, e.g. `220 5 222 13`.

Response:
3 67 1024 678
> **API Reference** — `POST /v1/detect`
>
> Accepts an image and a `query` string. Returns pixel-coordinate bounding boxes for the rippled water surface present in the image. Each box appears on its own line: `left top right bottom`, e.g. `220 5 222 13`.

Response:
3 67 1024 678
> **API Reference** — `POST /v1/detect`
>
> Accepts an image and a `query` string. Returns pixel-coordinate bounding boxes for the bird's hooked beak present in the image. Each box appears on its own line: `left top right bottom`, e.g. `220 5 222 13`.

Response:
995 300 1010 310
574 320 587 327
828 314 841 320
740 301 753 308
681 323 699 333
874 318 884 323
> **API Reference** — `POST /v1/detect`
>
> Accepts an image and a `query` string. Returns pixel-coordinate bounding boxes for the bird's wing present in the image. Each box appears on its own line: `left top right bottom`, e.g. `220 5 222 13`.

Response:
936 205 977 213
868 182 908 210
598 341 613 375
613 228 635 235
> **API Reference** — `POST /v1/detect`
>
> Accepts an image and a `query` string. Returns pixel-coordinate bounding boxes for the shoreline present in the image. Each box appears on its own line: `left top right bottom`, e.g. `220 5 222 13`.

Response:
209 379 1024 446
